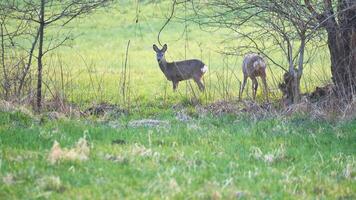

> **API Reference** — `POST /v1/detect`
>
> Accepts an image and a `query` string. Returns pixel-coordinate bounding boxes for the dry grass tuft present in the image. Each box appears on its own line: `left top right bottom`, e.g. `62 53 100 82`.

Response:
45 111 66 121
6 150 39 163
2 173 15 185
42 92 69 112
47 137 90 164
211 191 222 200
36 175 65 192
168 178 181 193
131 143 155 158
250 144 286 164
0 100 34 117
199 100 241 116
197 100 275 120
339 98 356 120
283 97 310 114
42 92 82 118
0 100 16 112
343 160 356 180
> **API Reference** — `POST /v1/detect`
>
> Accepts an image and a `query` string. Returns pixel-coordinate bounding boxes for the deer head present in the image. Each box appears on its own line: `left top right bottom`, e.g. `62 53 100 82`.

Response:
153 44 167 62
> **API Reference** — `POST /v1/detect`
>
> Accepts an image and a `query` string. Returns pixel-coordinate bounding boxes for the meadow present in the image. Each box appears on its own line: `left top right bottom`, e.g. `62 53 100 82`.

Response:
40 0 330 107
0 107 355 199
0 1 355 199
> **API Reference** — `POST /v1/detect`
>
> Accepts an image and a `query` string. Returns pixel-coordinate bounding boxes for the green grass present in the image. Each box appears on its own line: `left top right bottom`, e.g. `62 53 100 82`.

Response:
0 110 355 199
1 1 353 199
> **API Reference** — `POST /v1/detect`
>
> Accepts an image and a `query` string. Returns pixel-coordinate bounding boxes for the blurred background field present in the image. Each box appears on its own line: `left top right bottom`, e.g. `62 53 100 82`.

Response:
37 0 331 108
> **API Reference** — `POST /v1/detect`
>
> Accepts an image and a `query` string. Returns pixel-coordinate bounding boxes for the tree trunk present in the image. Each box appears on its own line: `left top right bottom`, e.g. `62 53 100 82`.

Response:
328 1 356 99
279 70 302 106
279 38 304 106
36 0 45 111
0 23 9 100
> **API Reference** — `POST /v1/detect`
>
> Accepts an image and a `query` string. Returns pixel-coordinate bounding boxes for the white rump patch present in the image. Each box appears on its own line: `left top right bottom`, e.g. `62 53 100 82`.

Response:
201 65 208 73
253 60 266 70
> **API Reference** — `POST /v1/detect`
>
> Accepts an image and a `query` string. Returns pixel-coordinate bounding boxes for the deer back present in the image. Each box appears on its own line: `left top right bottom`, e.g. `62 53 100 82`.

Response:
242 53 266 78
165 59 205 81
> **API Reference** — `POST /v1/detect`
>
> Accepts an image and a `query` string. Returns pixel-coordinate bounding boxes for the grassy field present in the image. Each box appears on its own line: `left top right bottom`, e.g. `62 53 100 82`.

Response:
1 1 355 199
38 0 331 107
0 108 355 199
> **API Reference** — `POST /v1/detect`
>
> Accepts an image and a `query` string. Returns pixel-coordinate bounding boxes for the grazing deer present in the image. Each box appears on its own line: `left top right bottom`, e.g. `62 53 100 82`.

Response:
239 53 269 101
153 44 208 92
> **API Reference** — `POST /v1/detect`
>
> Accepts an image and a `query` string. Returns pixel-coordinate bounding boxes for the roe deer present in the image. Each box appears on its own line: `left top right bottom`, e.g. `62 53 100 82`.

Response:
239 53 269 101
153 44 208 91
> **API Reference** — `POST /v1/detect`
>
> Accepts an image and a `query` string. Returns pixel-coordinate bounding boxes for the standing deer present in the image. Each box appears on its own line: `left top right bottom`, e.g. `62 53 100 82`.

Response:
153 44 208 92
239 53 269 101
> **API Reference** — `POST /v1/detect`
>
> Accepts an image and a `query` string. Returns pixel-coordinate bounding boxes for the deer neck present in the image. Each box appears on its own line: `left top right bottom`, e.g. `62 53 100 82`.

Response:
158 57 174 80
158 57 169 73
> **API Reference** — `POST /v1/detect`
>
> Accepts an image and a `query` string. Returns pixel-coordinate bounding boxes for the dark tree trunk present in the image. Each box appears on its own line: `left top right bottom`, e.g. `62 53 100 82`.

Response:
36 0 45 111
0 23 9 100
304 0 356 100
328 1 356 99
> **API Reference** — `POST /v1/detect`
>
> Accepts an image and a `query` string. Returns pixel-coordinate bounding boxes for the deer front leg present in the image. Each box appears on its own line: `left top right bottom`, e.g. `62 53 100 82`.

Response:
261 75 269 102
252 77 258 100
172 81 179 92
239 76 247 100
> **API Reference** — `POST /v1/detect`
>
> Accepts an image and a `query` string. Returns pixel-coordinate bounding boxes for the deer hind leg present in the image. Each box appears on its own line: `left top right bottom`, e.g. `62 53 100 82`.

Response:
193 77 205 92
172 81 179 92
239 76 247 100
252 77 258 100
261 75 269 102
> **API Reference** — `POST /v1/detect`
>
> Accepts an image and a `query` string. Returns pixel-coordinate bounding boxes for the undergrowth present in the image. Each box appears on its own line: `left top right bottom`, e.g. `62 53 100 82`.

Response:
0 103 355 199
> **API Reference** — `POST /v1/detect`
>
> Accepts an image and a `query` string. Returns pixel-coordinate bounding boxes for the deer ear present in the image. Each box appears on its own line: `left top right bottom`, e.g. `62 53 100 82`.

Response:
153 44 159 52
162 44 167 52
